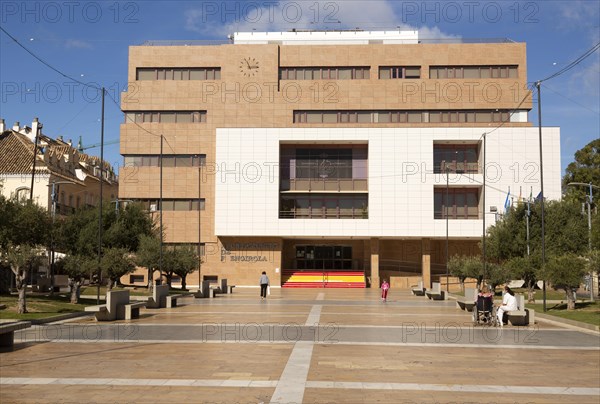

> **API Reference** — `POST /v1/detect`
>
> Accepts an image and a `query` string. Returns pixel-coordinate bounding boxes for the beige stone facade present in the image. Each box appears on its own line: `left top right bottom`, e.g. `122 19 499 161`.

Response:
119 33 537 289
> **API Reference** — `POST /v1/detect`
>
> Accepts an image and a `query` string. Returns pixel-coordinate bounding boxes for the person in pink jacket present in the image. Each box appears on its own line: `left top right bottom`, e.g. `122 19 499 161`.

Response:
381 279 390 302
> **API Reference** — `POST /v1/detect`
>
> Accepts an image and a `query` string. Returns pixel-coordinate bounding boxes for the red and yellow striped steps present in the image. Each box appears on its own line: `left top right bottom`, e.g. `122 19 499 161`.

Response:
281 270 366 288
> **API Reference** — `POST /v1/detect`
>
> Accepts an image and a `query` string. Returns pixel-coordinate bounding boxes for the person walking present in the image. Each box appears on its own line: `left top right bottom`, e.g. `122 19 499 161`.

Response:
381 279 390 302
259 271 270 300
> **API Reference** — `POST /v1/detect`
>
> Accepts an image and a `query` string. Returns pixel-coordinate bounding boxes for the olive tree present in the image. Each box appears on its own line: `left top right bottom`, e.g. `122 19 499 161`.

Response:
0 197 51 313
541 254 587 310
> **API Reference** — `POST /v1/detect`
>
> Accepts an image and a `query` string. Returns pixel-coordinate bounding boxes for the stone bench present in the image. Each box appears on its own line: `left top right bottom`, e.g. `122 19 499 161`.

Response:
506 294 535 326
0 321 32 348
426 282 446 300
147 285 169 308
85 290 131 321
166 293 194 308
209 286 222 298
411 281 426 296
456 288 477 311
125 301 147 320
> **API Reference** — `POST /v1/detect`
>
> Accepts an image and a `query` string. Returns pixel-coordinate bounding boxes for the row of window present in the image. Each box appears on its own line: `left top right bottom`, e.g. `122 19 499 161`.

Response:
124 155 206 168
125 111 206 124
281 65 516 80
279 189 481 219
293 110 514 124
280 67 371 80
132 199 206 211
136 68 221 81
430 66 518 79
134 65 517 81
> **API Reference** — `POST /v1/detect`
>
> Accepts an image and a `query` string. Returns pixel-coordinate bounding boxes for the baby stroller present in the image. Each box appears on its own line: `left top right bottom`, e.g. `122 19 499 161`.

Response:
472 295 497 326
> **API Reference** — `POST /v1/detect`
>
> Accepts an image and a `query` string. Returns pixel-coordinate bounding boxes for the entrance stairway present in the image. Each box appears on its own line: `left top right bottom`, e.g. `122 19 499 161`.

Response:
281 270 366 288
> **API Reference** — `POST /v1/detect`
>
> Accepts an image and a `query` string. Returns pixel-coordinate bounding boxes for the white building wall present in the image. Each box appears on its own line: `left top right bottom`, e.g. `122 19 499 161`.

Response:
1 174 50 208
233 30 419 45
214 127 561 238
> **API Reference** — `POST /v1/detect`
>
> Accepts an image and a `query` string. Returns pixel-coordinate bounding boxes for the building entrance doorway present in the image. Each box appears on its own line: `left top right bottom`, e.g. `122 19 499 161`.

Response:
295 245 353 270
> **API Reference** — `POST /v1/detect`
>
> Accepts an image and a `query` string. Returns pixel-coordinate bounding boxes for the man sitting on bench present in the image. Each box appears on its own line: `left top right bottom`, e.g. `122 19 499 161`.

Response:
496 286 518 327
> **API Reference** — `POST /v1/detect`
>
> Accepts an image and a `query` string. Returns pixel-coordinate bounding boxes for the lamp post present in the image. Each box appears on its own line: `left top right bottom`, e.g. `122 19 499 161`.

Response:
567 182 598 301
445 164 450 293
445 152 458 293
535 81 547 312
482 133 487 282
47 180 75 293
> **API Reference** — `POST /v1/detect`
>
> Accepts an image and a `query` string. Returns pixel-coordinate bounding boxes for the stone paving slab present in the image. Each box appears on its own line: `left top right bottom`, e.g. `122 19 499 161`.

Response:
303 388 599 404
0 384 275 404
1 288 598 404
308 345 600 386
0 343 291 380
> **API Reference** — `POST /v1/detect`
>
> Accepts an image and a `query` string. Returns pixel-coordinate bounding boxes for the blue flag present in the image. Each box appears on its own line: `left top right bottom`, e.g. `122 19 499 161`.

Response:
504 189 511 212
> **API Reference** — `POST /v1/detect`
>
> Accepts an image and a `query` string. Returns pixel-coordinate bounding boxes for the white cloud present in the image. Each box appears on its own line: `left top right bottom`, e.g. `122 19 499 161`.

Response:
558 0 600 42
65 39 92 49
184 0 458 41
570 59 600 98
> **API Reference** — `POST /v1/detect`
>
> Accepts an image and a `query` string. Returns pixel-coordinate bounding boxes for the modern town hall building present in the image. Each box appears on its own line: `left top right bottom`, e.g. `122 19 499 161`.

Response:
119 31 561 289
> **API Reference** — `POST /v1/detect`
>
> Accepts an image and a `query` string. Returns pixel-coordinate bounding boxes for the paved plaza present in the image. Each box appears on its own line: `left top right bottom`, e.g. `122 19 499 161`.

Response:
1 288 599 403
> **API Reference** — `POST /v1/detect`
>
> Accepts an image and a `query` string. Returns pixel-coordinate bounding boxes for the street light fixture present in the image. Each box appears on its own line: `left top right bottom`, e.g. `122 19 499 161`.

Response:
567 181 598 301
112 198 134 215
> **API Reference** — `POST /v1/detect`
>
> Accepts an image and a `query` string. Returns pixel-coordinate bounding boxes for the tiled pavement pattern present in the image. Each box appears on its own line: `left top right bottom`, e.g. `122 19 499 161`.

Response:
1 288 599 403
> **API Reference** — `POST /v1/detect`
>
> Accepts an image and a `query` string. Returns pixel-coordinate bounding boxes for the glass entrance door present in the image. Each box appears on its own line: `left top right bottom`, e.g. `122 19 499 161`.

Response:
295 246 353 271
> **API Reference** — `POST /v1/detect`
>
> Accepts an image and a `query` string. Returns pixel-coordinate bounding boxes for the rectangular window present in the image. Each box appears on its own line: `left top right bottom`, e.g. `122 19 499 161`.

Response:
405 67 421 78
434 188 480 219
129 275 145 283
379 66 421 79
433 144 480 174
137 69 156 80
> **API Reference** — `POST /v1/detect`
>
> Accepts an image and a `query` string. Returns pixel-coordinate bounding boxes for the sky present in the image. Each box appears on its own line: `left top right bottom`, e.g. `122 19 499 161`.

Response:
0 0 598 177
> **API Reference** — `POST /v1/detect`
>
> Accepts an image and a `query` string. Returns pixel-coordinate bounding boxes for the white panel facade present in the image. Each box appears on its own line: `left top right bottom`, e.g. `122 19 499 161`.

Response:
215 127 560 238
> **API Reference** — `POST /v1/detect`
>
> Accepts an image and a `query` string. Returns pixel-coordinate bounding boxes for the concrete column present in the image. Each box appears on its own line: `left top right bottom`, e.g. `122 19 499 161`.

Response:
370 238 380 288
421 238 431 288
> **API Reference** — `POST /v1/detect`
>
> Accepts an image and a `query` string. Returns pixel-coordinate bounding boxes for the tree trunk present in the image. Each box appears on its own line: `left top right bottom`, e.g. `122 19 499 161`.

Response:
107 278 114 291
16 272 28 314
181 275 187 291
526 280 536 303
147 268 154 294
12 265 29 314
69 279 81 304
565 287 576 310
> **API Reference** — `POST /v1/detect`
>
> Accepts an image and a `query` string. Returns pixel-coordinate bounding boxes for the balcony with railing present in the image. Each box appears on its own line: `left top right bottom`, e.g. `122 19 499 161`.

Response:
282 177 368 192
280 193 368 219
433 143 480 174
